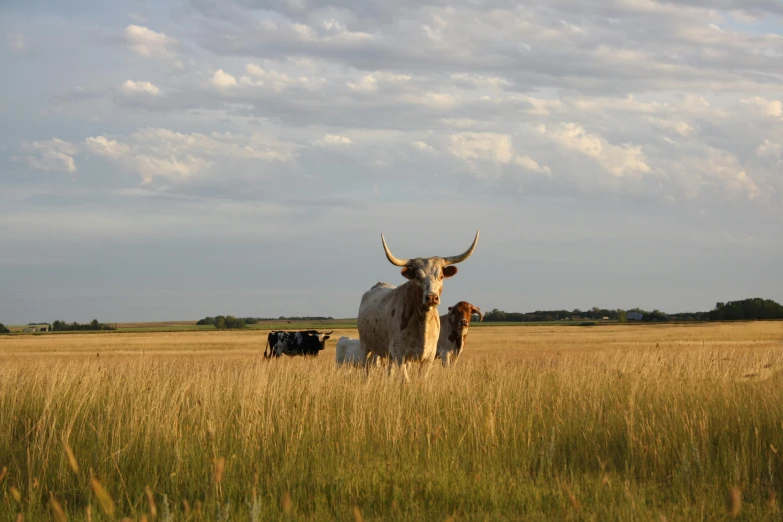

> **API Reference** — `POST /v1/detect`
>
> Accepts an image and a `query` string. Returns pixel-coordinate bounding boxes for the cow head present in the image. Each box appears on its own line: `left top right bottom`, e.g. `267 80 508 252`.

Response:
447 301 483 350
381 231 479 311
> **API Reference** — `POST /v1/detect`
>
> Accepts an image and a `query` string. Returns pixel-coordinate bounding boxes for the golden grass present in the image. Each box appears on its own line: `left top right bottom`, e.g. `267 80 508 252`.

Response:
1 322 782 520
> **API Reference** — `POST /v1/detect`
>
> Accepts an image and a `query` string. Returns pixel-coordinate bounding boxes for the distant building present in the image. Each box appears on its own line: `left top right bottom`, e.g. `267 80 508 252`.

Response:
626 312 644 321
23 324 51 333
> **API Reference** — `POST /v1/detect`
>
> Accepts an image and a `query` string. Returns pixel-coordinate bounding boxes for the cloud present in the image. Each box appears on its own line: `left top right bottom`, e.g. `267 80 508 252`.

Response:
121 80 160 96
412 140 435 151
38 129 302 184
211 69 237 89
347 73 378 92
539 123 651 178
647 117 694 137
448 132 550 175
756 139 782 158
742 97 783 117
8 33 26 54
22 139 78 174
242 63 325 91
313 134 353 146
122 24 178 58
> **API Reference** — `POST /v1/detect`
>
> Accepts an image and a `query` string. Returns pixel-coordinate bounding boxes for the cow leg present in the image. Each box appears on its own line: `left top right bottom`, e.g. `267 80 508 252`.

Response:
440 350 450 368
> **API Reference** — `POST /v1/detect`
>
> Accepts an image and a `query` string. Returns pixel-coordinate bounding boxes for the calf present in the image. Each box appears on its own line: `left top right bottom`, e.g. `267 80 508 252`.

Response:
264 330 333 359
436 301 482 367
335 336 367 366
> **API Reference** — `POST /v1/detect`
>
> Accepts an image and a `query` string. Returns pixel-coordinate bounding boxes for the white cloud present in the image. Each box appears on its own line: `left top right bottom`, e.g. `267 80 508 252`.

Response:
347 74 378 92
512 155 551 174
539 123 651 177
123 25 178 58
121 80 160 96
314 134 352 146
8 33 26 54
756 139 782 158
211 69 237 89
449 132 550 174
451 73 509 90
22 139 78 174
84 136 132 158
29 130 299 184
242 63 324 91
405 92 457 108
412 140 435 151
742 97 783 118
648 117 693 137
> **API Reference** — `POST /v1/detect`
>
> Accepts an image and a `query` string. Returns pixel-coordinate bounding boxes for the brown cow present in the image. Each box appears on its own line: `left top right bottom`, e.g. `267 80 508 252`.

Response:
436 301 483 367
357 231 479 378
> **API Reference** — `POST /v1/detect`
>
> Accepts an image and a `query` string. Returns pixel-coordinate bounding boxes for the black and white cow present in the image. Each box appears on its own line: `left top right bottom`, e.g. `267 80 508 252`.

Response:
263 330 333 358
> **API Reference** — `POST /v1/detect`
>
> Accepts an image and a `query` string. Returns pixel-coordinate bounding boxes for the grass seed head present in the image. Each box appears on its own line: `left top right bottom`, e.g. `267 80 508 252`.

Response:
726 487 741 517
63 442 79 474
90 476 116 516
145 485 158 519
50 493 68 522
282 491 293 514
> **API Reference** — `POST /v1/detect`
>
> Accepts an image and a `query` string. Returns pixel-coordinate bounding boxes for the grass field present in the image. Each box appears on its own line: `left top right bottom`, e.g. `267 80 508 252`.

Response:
1 322 783 520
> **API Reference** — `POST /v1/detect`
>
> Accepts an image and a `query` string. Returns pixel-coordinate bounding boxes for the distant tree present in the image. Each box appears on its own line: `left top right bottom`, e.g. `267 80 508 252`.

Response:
617 310 627 323
224 316 245 329
90 319 101 330
0 323 9 334
196 317 216 326
214 316 227 329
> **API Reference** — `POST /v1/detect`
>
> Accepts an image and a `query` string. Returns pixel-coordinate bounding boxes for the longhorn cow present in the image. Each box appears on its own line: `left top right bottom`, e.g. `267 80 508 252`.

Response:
357 231 479 374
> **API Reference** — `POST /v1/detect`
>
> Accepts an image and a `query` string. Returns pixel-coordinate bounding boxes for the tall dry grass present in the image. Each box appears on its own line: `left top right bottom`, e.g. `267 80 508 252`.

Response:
1 322 782 520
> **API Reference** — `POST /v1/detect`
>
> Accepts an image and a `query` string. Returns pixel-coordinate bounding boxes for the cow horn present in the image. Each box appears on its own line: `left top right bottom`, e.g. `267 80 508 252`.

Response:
472 306 483 321
381 233 410 267
443 230 480 265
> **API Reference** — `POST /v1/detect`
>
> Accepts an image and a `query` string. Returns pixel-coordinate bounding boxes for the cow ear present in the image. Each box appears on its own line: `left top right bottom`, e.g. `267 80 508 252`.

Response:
443 266 458 278
323 335 331 340
401 267 414 280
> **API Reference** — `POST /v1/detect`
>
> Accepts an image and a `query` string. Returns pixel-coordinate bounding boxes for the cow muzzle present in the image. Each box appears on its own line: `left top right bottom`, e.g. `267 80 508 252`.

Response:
425 293 439 307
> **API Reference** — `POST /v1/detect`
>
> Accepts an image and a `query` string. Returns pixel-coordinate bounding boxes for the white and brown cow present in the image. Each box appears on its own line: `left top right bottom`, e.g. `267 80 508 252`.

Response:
436 301 483 367
357 231 479 377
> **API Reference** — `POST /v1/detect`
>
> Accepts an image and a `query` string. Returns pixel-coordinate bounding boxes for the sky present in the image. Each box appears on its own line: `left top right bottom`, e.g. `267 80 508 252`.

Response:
1 0 782 324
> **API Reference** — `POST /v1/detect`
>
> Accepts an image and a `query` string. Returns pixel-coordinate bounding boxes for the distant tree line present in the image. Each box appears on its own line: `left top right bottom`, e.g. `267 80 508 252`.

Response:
0 323 9 334
52 319 117 331
483 298 782 324
196 316 247 329
197 315 335 329
709 298 783 321
483 307 622 323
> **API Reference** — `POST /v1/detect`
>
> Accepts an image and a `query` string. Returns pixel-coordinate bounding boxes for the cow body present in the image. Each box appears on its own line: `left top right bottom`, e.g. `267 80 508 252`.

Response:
264 330 332 358
436 301 483 367
357 231 479 375
358 281 441 364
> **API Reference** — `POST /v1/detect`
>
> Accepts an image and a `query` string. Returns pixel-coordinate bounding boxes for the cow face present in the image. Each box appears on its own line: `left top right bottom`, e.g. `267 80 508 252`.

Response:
401 259 458 309
447 301 482 350
381 231 479 311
